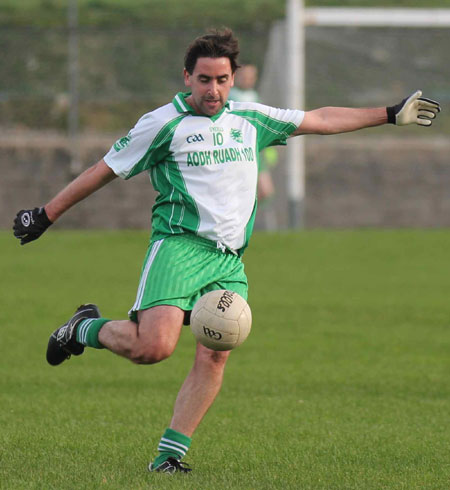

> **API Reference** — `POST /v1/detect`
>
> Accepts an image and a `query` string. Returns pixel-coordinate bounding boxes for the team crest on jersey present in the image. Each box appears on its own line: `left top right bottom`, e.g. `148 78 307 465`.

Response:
230 128 243 144
113 135 131 152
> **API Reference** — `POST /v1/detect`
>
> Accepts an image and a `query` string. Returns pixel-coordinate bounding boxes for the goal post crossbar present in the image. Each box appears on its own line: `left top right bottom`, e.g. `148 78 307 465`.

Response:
304 8 450 27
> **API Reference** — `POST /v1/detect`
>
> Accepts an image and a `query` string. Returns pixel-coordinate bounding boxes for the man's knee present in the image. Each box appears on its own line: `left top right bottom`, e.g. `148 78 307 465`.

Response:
195 344 231 371
130 341 174 365
130 305 184 365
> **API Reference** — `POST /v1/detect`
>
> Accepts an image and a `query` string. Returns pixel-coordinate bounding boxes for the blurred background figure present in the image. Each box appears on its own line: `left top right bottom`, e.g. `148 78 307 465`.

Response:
230 64 259 102
229 64 278 229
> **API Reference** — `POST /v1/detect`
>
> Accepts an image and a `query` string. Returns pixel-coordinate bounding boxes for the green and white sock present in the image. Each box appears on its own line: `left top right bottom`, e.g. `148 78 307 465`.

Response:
76 318 110 349
152 428 191 467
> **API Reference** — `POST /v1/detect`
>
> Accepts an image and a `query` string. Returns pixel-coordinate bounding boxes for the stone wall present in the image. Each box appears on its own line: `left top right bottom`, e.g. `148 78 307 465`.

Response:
1 131 156 230
1 131 449 230
304 136 450 228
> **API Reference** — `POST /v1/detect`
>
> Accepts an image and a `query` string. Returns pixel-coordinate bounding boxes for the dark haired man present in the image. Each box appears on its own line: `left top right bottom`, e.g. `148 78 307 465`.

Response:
13 28 440 474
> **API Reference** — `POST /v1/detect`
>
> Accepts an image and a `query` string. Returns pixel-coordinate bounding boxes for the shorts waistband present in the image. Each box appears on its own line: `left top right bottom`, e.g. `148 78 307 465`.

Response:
153 233 239 255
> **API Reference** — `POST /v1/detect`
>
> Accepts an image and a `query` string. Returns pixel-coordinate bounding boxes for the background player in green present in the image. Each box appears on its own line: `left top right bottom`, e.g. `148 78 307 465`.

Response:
12 28 441 474
229 63 279 229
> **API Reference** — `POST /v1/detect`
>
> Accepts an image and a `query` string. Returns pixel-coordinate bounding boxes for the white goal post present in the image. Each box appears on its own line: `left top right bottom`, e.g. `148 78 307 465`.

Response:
285 1 450 228
304 7 450 27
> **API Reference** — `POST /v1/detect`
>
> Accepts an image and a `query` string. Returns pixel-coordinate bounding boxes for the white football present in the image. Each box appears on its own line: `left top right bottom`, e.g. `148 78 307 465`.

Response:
190 290 252 351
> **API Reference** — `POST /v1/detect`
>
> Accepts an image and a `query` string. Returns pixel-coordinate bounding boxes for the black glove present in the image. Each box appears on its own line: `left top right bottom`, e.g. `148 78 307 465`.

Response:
387 90 441 126
13 207 53 245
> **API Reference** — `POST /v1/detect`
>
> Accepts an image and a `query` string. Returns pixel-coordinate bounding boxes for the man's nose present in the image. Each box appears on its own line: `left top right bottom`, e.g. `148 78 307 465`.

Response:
208 80 219 96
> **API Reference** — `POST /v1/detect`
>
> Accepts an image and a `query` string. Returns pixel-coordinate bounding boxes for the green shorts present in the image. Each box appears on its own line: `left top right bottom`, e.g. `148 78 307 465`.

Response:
128 233 248 323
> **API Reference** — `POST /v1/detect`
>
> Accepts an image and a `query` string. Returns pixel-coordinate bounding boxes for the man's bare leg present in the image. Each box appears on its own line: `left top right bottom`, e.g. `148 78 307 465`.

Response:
170 343 231 436
98 307 230 436
98 305 185 364
150 342 231 471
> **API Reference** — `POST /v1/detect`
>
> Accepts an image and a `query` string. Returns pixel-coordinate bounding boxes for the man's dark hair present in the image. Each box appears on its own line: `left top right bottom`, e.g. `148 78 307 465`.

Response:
184 28 240 75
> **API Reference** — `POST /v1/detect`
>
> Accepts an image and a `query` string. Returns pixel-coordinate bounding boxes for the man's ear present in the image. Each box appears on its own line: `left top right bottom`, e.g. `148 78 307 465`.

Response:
183 68 191 87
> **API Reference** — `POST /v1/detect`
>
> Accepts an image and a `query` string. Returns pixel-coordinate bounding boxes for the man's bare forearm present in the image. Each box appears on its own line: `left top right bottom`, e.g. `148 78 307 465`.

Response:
45 159 117 222
293 91 441 136
294 107 388 136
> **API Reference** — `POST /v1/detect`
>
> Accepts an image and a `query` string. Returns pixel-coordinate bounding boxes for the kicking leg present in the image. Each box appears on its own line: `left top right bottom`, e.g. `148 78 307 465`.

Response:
46 304 184 365
98 306 184 364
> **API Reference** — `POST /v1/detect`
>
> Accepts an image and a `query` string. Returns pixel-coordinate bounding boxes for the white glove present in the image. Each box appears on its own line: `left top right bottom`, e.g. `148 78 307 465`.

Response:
387 90 441 127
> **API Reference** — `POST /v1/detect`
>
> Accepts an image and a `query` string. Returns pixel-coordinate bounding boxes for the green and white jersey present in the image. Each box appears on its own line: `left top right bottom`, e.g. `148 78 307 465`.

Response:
104 92 304 253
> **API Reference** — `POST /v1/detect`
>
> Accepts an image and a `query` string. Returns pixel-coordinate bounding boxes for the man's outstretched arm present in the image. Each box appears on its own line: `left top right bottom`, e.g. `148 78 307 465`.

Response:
13 159 116 245
44 159 116 222
293 90 441 136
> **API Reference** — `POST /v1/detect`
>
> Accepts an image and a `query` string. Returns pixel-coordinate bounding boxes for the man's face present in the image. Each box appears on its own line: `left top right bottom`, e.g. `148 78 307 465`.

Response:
184 57 235 116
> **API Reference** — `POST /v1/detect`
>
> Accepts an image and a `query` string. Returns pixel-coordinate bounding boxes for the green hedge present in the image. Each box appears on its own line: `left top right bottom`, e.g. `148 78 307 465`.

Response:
1 0 450 28
2 1 448 131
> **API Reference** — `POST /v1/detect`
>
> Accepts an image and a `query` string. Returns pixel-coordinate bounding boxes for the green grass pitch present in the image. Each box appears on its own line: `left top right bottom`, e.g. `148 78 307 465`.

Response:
1 229 450 489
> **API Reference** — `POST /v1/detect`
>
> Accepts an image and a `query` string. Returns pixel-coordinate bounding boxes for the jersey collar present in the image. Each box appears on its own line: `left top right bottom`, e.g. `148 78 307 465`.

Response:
172 92 230 121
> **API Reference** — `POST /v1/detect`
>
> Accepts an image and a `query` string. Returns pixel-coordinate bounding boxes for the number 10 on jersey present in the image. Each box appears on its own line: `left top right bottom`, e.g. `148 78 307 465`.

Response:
213 133 224 146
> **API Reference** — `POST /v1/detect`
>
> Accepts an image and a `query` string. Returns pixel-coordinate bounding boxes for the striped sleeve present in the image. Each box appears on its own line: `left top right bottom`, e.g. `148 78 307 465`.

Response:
230 101 304 150
104 104 185 180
